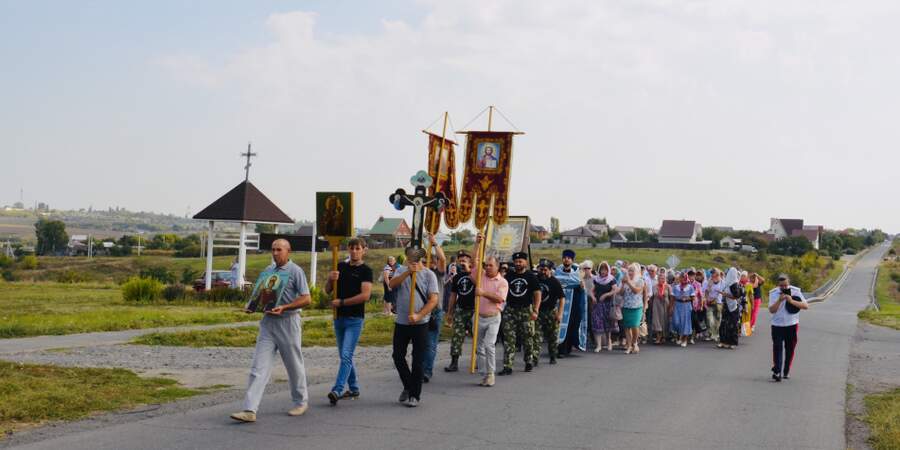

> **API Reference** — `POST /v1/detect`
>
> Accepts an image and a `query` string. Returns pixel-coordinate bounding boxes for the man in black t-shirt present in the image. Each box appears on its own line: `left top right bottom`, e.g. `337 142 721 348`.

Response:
444 249 475 373
324 238 373 405
532 259 565 365
499 252 541 375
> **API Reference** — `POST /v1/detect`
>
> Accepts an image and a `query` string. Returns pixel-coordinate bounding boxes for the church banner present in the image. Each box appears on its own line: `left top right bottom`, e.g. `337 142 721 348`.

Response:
457 131 514 230
424 132 459 230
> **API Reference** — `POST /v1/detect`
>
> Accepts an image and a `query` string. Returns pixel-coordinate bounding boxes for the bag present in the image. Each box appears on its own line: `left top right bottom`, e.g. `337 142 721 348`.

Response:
639 319 648 337
692 310 708 332
785 295 802 314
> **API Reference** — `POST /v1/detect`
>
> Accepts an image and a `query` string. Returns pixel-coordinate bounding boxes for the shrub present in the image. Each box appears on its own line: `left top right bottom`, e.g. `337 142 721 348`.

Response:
55 270 92 283
20 255 38 270
180 267 200 285
310 285 333 309
162 284 187 301
1 270 15 282
194 287 247 304
121 277 164 302
174 244 200 258
891 272 900 284
139 266 176 284
0 255 13 269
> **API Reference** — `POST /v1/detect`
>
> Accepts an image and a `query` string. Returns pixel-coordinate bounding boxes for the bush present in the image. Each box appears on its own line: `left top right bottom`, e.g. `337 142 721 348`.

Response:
55 270 92 283
121 277 164 302
174 244 200 258
0 255 13 269
162 284 187 301
180 268 200 285
20 255 38 270
194 287 247 304
1 270 15 282
139 266 176 284
310 285 333 309
890 272 900 284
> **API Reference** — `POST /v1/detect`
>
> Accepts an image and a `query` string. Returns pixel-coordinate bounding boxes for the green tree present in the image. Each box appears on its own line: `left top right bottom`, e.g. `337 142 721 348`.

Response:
586 217 607 225
769 236 814 257
34 218 68 255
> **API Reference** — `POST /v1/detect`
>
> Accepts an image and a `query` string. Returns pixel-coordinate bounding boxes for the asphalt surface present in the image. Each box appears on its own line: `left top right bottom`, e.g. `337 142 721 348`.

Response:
8 244 889 450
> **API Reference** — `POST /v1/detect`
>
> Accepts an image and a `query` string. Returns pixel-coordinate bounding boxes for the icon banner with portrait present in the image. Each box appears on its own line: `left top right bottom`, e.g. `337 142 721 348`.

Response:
423 132 460 230
316 192 354 238
458 131 515 229
244 269 289 313
484 216 531 265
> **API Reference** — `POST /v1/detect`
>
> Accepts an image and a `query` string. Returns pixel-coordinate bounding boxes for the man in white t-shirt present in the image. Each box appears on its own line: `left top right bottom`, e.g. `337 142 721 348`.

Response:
768 273 808 382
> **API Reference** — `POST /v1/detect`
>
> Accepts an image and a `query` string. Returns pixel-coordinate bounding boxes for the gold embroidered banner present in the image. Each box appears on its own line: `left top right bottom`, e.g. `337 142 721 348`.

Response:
458 131 514 230
424 132 459 230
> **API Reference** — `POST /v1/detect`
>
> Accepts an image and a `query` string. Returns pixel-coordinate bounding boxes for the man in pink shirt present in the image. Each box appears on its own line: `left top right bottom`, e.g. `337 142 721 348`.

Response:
473 233 508 387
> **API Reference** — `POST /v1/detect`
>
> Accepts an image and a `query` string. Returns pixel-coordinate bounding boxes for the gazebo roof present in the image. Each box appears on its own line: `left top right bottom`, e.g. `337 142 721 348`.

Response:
193 181 293 224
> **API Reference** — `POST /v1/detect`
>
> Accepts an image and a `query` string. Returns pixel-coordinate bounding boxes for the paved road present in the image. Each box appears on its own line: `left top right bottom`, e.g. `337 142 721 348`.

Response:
9 244 888 450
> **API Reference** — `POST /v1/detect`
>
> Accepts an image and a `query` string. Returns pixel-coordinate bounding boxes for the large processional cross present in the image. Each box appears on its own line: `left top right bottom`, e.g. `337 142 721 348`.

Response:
389 171 448 322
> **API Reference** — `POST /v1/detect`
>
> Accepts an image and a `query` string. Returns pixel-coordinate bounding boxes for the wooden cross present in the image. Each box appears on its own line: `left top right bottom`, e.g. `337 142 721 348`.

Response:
241 142 257 182
389 170 447 262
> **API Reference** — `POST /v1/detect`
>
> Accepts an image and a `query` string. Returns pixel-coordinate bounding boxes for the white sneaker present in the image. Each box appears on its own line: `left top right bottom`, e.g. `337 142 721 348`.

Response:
287 404 308 416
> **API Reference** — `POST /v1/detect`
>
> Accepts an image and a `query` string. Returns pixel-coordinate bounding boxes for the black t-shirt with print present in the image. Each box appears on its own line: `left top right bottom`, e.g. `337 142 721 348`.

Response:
505 270 540 308
538 275 564 312
335 262 373 318
450 271 476 311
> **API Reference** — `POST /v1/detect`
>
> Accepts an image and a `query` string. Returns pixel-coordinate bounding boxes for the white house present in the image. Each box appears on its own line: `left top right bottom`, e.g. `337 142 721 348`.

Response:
720 236 743 249
767 218 822 250
560 226 597 246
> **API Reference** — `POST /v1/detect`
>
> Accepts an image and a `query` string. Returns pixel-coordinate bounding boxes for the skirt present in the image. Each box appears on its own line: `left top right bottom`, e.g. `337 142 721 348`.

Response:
621 307 643 329
650 297 668 332
591 300 619 334
672 301 693 336
720 307 741 346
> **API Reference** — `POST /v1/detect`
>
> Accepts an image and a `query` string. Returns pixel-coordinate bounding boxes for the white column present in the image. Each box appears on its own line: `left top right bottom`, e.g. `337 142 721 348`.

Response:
205 221 214 290
310 222 317 287
238 222 247 288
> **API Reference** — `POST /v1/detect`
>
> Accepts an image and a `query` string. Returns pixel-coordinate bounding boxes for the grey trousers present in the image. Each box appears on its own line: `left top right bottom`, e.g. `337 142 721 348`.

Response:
242 314 308 412
476 314 501 377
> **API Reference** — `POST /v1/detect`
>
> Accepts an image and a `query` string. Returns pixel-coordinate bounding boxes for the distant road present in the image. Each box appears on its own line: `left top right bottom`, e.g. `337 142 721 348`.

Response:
8 244 889 450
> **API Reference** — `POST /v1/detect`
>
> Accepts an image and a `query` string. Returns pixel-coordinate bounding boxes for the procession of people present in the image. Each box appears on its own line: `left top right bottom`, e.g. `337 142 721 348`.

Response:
230 235 808 421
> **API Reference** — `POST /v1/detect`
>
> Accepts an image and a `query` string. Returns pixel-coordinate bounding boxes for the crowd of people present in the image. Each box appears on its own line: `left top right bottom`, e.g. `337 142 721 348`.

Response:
229 236 808 422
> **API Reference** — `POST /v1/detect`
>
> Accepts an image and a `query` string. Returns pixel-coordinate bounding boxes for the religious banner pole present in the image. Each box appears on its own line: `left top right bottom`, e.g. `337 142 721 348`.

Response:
389 172 447 323
425 111 449 268
468 218 491 373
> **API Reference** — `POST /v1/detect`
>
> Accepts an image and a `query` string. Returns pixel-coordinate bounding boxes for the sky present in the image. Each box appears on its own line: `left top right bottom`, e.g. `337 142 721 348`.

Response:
3 0 899 233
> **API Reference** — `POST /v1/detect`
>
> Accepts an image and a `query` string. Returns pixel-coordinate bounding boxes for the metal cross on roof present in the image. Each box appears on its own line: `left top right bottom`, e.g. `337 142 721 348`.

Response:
241 142 257 181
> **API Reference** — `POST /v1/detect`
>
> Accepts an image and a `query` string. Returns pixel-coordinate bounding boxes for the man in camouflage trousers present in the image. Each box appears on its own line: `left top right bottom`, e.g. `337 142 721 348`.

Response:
499 252 541 376
532 259 565 365
444 250 475 373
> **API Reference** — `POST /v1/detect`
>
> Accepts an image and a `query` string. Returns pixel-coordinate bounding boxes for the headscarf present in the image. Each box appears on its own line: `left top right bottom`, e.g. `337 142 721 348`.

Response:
723 267 740 287
594 261 614 285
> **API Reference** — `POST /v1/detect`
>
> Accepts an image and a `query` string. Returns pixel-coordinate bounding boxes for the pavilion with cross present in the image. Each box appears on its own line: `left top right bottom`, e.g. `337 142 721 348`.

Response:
193 145 294 290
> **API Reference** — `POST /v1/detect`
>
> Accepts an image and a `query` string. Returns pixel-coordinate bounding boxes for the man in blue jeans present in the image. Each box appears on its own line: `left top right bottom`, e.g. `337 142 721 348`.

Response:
422 233 446 383
324 237 373 405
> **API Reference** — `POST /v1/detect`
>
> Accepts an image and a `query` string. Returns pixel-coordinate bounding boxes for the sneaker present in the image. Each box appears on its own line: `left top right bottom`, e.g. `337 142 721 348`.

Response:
680 342 687 348
341 390 360 400
594 346 601 353
772 373 782 382
498 367 513 376
783 374 790 380
484 374 495 387
479 376 488 386
287 404 308 416
398 390 409 403
327 391 340 406
405 397 419 408
689 338 695 345
524 363 533 372
230 411 256 423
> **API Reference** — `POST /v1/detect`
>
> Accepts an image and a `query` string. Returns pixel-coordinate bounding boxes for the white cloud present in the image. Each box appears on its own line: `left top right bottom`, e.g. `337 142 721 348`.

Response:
151 0 900 232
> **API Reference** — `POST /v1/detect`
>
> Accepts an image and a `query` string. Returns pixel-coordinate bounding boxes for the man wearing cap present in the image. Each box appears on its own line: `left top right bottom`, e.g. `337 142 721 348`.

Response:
444 249 476 373
556 249 586 357
532 259 565 365
768 274 808 382
499 251 541 375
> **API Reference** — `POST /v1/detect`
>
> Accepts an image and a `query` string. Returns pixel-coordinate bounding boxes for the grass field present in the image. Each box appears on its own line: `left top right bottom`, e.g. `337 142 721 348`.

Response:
0 360 199 435
859 240 900 330
0 283 251 338
864 387 900 450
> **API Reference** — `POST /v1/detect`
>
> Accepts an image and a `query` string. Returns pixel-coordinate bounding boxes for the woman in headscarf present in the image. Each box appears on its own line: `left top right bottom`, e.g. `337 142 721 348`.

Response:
590 261 618 352
748 273 766 332
650 268 670 345
719 268 745 349
620 263 646 354
670 271 695 347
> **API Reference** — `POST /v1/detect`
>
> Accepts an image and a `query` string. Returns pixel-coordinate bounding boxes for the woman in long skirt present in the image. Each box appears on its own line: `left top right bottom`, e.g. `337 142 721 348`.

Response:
591 262 618 352
719 268 744 349
670 272 695 348
650 268 670 344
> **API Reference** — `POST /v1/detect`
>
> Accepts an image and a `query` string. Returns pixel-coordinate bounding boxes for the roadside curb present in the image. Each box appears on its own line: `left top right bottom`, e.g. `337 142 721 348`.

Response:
807 246 873 305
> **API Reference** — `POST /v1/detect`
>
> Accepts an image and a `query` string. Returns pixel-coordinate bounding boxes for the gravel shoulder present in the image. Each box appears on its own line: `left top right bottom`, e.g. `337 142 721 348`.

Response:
845 321 900 450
